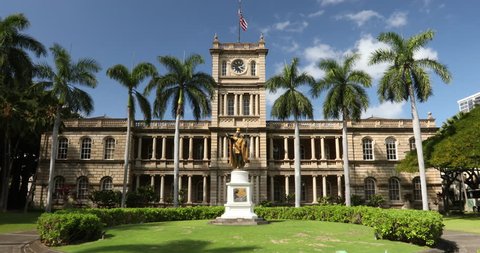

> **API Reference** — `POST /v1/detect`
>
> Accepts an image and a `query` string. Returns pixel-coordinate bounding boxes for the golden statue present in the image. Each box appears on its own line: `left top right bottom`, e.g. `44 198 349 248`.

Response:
227 128 249 169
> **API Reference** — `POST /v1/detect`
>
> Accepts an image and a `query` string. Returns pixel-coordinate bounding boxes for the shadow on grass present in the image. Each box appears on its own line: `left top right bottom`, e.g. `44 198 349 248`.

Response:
68 239 260 253
426 238 459 253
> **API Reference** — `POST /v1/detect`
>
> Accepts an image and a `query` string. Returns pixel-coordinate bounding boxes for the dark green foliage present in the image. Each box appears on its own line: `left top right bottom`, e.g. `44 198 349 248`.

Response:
351 194 366 206
37 212 103 246
126 187 156 207
89 190 121 208
366 194 385 207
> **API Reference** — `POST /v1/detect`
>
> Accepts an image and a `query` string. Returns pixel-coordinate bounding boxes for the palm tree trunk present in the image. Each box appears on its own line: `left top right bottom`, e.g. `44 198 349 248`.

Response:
294 119 301 208
342 116 351 206
0 126 11 212
121 106 132 208
173 113 181 207
46 105 61 212
409 85 429 211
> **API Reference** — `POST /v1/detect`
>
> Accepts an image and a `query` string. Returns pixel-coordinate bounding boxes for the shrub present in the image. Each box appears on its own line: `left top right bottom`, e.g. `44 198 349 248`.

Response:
366 194 385 207
37 213 103 246
126 187 157 207
90 190 121 208
351 194 365 206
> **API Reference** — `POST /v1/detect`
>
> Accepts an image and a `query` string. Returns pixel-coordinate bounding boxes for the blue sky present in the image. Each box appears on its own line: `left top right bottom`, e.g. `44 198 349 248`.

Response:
2 0 479 126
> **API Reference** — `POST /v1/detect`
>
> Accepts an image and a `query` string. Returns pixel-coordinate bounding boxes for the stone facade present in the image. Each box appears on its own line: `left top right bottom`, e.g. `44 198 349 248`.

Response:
33 36 442 209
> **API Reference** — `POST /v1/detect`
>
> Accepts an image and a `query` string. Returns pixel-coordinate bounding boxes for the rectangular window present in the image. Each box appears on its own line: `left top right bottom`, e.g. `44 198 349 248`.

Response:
362 139 373 160
227 95 234 115
57 138 68 159
81 138 92 160
104 138 115 159
243 95 250 116
386 140 397 160
221 61 227 76
388 178 400 201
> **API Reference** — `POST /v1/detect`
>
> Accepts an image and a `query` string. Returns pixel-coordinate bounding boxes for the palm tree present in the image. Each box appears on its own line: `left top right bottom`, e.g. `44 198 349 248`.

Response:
106 63 156 208
266 58 315 208
145 54 215 207
0 13 46 211
369 30 451 210
37 43 101 212
311 54 371 206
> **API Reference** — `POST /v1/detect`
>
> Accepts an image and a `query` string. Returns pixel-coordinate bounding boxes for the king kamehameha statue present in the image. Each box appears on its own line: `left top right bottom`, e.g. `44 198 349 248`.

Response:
210 128 267 225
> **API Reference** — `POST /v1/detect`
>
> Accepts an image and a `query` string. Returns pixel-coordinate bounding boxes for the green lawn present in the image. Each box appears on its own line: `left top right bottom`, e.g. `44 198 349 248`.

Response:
443 215 480 234
58 220 426 253
0 211 42 233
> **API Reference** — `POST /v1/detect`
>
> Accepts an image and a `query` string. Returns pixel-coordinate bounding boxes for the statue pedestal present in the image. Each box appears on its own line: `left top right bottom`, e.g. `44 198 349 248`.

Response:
210 170 267 225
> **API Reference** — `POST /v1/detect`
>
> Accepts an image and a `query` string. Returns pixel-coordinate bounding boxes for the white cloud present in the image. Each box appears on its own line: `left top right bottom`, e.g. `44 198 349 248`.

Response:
414 47 438 60
362 102 406 119
387 12 408 28
339 10 382 27
301 42 342 79
274 21 291 30
308 10 325 18
346 34 390 80
266 88 286 107
273 20 309 32
319 0 345 6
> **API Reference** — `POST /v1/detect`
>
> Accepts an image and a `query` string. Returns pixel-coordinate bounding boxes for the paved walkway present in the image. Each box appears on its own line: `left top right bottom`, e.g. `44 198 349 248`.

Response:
1 229 479 253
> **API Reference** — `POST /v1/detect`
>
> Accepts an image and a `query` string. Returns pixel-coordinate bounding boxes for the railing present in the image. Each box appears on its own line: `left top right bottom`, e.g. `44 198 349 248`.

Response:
63 119 210 129
267 119 435 129
219 43 260 50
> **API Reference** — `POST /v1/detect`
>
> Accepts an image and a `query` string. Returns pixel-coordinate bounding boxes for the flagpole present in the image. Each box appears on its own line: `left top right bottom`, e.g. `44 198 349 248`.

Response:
238 0 241 43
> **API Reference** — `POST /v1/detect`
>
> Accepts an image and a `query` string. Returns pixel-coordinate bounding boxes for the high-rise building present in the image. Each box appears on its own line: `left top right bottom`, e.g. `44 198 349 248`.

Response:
457 91 480 113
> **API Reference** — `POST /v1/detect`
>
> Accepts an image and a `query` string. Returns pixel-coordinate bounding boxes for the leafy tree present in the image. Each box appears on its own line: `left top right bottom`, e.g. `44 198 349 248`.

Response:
369 30 452 210
106 63 155 208
145 54 215 207
266 58 315 208
311 54 371 206
36 43 101 212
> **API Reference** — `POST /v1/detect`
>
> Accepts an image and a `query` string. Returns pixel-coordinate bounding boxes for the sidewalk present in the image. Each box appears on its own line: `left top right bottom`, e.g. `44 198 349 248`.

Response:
0 230 57 253
420 230 480 253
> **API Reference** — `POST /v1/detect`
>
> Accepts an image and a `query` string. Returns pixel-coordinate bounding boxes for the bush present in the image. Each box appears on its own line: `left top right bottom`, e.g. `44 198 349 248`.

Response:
366 194 385 207
37 213 103 246
126 187 157 207
90 190 121 208
351 194 365 206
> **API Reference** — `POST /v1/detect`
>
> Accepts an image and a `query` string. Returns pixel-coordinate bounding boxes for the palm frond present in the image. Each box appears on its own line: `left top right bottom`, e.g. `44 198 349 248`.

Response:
106 64 132 88
134 90 152 123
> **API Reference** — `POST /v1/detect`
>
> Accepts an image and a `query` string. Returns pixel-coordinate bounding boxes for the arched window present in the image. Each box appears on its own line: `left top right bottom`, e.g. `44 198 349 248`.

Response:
53 176 65 200
221 61 227 76
362 138 373 160
250 61 256 76
385 137 397 160
388 177 400 201
413 177 421 201
80 137 92 160
104 137 115 160
77 176 89 199
100 176 113 191
57 137 68 159
409 137 416 151
364 177 376 200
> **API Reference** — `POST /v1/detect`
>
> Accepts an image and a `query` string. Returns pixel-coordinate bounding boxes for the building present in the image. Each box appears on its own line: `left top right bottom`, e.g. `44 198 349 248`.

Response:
457 91 480 113
33 35 442 209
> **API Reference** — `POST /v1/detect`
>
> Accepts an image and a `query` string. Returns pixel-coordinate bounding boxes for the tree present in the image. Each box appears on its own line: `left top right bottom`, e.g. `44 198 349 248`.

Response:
0 13 46 211
145 54 215 207
106 63 155 208
266 58 315 208
311 54 371 206
37 43 100 212
369 30 452 210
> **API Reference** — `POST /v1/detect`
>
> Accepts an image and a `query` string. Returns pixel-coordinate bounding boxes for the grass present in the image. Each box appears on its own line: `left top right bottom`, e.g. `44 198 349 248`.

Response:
58 220 426 253
443 214 480 234
0 211 42 233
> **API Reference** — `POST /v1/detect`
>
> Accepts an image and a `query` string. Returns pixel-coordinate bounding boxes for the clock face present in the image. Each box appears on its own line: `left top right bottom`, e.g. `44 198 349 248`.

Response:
231 59 245 74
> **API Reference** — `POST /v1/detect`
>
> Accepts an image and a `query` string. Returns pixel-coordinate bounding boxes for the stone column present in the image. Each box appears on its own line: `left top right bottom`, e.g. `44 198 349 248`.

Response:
161 136 166 160
223 136 228 158
234 94 238 116
179 137 184 160
320 137 326 160
312 175 318 204
178 175 183 191
150 175 155 187
257 94 260 115
152 136 157 159
322 175 327 197
203 137 208 160
269 137 274 160
249 136 254 158
270 176 275 202
188 136 193 160
256 175 260 204
255 136 260 159
311 137 316 160
335 137 340 160
223 94 227 116
284 137 289 160
239 94 243 115
285 176 290 196
135 175 140 190
137 137 142 159
249 93 254 115
337 175 342 198
203 176 208 204
187 175 192 204
159 175 165 203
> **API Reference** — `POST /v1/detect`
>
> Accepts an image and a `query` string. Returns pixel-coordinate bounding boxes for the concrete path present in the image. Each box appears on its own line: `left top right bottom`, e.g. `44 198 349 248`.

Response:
420 230 480 253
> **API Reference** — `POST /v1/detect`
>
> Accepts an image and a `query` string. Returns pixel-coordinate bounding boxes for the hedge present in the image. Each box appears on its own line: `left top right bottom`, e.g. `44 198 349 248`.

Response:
39 205 443 247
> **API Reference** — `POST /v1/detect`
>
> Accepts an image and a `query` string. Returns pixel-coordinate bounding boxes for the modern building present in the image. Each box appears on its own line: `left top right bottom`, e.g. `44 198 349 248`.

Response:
33 35 442 209
457 91 480 113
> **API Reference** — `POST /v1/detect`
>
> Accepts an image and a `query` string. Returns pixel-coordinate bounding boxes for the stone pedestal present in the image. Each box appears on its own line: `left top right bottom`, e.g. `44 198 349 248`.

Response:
210 170 267 225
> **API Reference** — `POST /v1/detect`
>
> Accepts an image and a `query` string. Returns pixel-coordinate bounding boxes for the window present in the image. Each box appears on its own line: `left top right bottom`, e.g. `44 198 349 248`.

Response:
413 177 421 201
362 138 373 160
104 137 115 160
100 176 113 191
227 95 234 115
80 138 92 159
385 137 397 160
364 177 376 200
77 176 89 200
250 61 256 76
53 176 65 200
300 145 306 159
57 137 68 159
196 181 204 202
301 182 307 201
388 177 400 201
243 95 250 115
221 61 227 76
409 137 416 151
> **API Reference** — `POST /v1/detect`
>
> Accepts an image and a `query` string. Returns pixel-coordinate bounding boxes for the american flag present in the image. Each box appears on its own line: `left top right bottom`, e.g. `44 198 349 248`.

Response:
238 9 248 31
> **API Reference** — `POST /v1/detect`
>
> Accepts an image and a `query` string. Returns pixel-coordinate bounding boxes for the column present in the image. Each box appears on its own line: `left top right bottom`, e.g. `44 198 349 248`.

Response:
311 137 316 160
137 137 142 159
249 94 254 115
178 175 183 191
256 175 260 204
161 136 166 160
135 175 140 190
187 175 192 204
285 176 290 197
202 176 207 203
322 175 327 197
150 175 155 187
320 137 326 160
269 137 274 160
159 175 165 203
335 137 340 160
223 94 227 116
239 94 243 115
203 137 208 160
249 136 254 158
270 176 275 202
255 136 260 159
234 94 238 116
179 137 184 160
223 136 228 158
256 94 260 115
312 175 318 204
337 175 342 198
188 136 193 160
284 137 289 160
152 136 157 159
